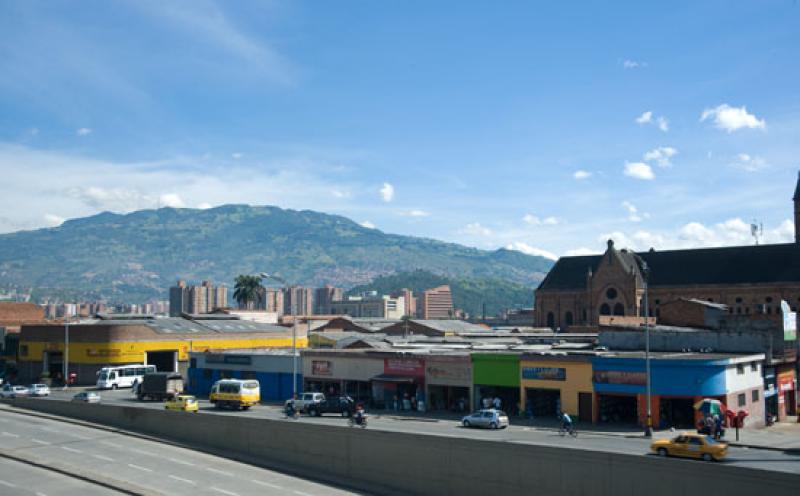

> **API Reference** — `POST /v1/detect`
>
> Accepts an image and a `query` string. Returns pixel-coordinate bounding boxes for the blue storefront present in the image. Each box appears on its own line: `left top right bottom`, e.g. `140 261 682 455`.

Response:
188 350 302 402
592 352 762 428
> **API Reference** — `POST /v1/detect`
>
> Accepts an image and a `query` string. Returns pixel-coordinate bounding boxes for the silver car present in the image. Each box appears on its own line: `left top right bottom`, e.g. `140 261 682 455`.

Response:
72 391 101 404
28 384 51 397
461 409 509 429
0 384 30 399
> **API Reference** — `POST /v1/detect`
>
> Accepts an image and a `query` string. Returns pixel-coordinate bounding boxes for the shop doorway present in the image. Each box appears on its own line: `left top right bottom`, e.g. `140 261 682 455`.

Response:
598 394 638 424
428 385 470 412
146 350 177 373
659 398 695 428
525 388 561 417
578 392 593 422
476 386 520 415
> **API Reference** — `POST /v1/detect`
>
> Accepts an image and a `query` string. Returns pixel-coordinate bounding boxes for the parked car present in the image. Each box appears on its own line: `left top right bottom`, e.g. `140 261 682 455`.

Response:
165 395 199 413
72 391 101 403
305 395 355 417
0 384 30 399
650 433 728 462
28 384 51 397
461 409 509 429
293 392 326 412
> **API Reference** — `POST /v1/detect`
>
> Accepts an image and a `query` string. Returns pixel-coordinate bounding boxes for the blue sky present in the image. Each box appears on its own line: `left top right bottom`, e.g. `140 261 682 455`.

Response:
1 1 800 258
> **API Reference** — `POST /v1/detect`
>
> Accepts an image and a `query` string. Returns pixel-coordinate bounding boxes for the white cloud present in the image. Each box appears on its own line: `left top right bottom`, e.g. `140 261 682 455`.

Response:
598 217 794 252
623 59 646 69
542 216 559 226
643 146 677 168
379 182 395 202
565 247 597 256
231 152 243 159
461 222 492 236
700 104 766 132
635 111 653 124
636 111 669 132
331 189 350 199
505 242 558 260
43 213 64 227
730 153 768 172
401 209 430 217
523 214 558 226
76 128 92 136
573 170 592 180
621 200 642 222
624 162 655 180
360 220 376 229
159 193 185 208
197 202 213 209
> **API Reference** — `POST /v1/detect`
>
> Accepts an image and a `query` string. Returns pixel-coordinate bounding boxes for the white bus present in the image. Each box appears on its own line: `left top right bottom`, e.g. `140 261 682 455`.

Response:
96 364 156 389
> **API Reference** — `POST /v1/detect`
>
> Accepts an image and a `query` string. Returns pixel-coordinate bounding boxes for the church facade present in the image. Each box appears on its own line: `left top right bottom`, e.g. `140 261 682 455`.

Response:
534 174 800 330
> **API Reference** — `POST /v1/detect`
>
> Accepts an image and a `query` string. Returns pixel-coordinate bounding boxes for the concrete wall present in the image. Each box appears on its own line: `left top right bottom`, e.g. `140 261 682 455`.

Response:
599 327 783 357
11 399 799 496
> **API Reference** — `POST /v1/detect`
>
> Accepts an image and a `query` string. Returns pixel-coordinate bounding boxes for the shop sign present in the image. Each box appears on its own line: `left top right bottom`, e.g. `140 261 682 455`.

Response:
86 349 121 357
206 354 252 365
426 362 470 382
385 358 425 377
522 367 566 381
593 370 646 386
312 360 333 376
781 300 797 341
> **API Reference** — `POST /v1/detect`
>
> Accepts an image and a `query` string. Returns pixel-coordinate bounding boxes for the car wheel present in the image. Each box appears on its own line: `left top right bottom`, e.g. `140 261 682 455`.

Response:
111 384 118 390
489 422 498 430
702 453 713 462
657 448 667 457
463 420 471 428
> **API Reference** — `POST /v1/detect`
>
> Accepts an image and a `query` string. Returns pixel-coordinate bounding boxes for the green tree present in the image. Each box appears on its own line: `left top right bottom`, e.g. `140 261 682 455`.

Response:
233 274 263 309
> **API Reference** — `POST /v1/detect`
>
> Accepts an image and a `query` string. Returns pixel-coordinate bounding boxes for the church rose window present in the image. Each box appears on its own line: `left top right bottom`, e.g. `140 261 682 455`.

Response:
606 288 618 300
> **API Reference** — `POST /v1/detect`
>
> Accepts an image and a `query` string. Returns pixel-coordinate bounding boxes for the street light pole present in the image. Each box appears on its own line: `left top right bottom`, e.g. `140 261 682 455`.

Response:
63 316 71 390
258 273 298 398
641 259 653 437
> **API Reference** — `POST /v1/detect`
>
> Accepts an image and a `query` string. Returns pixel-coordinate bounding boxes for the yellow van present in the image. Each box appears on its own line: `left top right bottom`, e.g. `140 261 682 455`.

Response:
209 379 260 410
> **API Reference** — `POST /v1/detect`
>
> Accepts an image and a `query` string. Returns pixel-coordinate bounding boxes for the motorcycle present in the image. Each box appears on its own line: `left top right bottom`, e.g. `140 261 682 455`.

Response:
284 403 299 419
348 412 368 428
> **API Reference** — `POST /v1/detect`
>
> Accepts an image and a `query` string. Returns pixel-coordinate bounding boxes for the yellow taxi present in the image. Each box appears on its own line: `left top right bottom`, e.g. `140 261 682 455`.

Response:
650 432 728 462
165 395 199 413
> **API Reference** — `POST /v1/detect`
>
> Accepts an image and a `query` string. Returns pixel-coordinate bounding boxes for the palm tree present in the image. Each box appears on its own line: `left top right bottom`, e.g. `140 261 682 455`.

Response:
233 274 263 310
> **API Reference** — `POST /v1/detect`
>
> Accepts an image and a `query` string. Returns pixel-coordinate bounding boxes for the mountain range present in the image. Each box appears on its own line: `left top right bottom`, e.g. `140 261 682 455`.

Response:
0 205 554 315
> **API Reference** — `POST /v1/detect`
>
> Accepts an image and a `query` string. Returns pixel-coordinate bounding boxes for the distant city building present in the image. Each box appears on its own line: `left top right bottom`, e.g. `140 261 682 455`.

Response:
169 279 226 316
420 285 454 319
394 288 415 317
169 280 189 317
284 286 314 316
314 286 343 315
329 294 406 319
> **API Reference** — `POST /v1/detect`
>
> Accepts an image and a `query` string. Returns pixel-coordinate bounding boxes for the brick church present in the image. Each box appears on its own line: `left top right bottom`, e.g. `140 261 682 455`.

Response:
534 174 800 330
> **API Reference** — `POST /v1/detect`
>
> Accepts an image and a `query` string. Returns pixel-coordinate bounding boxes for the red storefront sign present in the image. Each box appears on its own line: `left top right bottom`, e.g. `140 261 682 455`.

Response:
384 358 425 377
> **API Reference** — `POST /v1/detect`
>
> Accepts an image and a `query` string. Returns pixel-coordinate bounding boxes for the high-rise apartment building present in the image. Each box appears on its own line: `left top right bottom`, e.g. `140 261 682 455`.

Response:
169 280 188 317
170 279 226 315
284 286 314 316
214 286 228 310
421 285 454 319
314 286 343 314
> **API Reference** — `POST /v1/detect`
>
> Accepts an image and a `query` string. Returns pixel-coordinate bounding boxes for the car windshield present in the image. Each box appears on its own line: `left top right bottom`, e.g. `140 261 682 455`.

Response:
99 372 108 381
705 436 718 445
498 411 508 417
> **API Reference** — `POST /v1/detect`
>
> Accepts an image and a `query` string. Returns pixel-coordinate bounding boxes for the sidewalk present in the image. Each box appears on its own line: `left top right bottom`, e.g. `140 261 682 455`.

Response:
372 408 800 453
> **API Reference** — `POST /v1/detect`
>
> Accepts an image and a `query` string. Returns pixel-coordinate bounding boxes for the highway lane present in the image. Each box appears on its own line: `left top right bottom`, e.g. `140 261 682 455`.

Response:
0 407 361 496
33 389 800 474
0 456 122 496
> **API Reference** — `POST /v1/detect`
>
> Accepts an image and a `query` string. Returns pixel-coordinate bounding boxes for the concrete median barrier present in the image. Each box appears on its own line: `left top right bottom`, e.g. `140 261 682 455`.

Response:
11 398 800 496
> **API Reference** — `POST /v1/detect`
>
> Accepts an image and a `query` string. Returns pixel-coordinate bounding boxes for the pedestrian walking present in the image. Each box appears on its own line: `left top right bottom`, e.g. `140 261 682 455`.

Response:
493 396 502 410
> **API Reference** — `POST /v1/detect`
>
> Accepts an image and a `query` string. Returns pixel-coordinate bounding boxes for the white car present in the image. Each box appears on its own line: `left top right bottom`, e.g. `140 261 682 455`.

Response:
72 391 101 404
28 384 51 397
461 409 509 429
1 384 30 399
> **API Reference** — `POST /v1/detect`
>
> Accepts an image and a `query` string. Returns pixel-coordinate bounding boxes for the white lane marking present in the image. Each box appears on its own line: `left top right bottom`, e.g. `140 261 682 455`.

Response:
211 488 239 496
0 480 17 488
251 480 282 489
64 432 90 440
92 454 114 462
36 492 48 496
1 432 19 438
205 467 234 476
167 457 195 466
61 446 82 454
31 438 50 445
168 475 196 485
127 463 153 473
130 448 157 456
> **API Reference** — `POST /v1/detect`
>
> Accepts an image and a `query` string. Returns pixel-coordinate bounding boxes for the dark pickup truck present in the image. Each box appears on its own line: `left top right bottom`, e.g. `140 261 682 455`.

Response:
305 395 355 417
136 372 184 401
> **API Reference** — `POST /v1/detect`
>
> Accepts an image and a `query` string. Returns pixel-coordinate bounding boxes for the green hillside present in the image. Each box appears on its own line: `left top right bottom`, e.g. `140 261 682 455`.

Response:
0 205 553 308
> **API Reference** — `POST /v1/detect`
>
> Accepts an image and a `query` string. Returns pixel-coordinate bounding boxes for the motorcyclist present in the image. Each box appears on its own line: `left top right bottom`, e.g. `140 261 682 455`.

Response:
560 412 573 432
284 396 298 418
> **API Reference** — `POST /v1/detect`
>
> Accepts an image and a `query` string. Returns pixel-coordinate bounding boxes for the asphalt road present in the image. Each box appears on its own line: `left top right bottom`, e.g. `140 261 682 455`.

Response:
0 405 361 496
31 388 800 475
